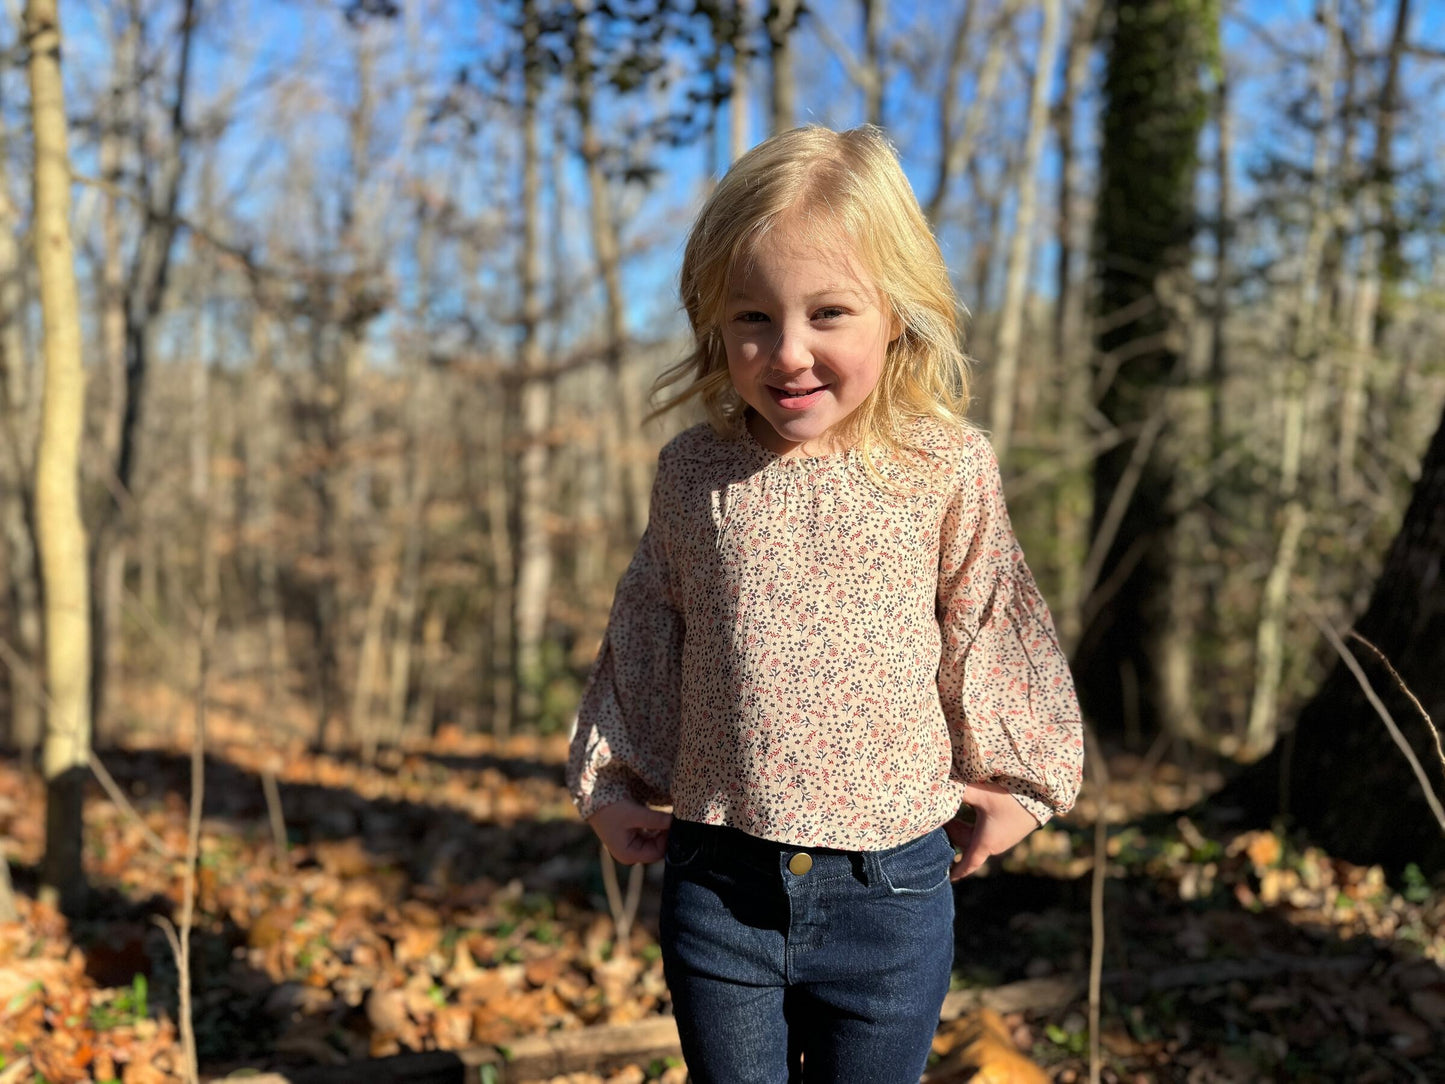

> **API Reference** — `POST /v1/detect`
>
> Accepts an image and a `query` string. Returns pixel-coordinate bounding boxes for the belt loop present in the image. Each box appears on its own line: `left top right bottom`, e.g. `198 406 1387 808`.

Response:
860 849 881 886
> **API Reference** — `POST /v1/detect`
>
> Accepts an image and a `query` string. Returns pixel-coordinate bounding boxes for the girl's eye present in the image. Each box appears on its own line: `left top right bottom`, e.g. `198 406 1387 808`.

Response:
814 307 847 321
734 311 769 324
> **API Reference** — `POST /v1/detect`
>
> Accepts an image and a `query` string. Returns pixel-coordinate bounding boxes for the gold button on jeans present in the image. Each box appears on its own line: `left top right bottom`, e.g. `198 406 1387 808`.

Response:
788 852 813 875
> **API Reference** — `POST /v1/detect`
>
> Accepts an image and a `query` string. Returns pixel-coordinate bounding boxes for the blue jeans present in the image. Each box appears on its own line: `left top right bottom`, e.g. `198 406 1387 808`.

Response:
660 819 955 1083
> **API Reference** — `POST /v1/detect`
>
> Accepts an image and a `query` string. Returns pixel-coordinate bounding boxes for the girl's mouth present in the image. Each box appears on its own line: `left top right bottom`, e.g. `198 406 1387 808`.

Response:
769 385 828 410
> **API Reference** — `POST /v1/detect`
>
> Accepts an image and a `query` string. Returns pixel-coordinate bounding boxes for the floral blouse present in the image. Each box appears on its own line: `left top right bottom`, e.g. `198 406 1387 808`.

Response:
566 418 1084 850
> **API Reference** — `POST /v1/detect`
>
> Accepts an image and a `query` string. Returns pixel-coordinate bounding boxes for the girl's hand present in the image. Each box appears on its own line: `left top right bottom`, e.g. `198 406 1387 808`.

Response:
587 800 673 865
944 781 1040 881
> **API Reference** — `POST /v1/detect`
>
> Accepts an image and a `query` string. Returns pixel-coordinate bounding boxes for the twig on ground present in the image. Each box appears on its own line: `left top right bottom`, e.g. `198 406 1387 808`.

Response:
0 849 17 923
262 766 291 872
155 582 217 1084
598 846 645 955
1084 725 1109 1084
89 750 175 858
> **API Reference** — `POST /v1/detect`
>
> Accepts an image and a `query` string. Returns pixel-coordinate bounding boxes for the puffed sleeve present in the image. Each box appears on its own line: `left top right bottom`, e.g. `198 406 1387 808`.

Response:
935 437 1084 826
566 477 683 819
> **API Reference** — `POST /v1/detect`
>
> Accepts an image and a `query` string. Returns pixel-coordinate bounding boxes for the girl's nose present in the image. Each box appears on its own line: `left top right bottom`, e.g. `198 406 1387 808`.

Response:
770 324 812 372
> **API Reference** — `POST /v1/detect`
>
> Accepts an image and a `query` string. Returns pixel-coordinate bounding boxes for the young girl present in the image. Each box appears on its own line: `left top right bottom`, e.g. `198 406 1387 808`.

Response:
567 125 1084 1083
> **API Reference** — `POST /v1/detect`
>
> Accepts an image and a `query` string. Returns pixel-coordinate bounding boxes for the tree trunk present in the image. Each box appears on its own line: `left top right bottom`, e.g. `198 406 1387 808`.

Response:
575 0 650 540
861 0 885 126
93 0 197 749
1200 43 1231 684
353 562 396 764
411 604 445 740
989 0 1061 460
246 308 289 711
512 0 554 732
1049 0 1103 653
28 0 93 914
925 0 1011 228
0 498 42 760
1073 0 1213 745
1243 0 1337 755
766 0 801 133
87 8 131 753
730 0 752 162
1370 0 1410 345
1215 399 1445 874
0 87 42 761
1051 0 1102 376
1338 1 1405 491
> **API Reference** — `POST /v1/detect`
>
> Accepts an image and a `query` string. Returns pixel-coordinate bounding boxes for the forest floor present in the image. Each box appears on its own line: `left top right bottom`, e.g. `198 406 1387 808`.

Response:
3 677 1445 1083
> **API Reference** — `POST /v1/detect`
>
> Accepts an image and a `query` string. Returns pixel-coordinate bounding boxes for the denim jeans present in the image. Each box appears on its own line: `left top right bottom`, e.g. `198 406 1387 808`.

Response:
659 819 955 1083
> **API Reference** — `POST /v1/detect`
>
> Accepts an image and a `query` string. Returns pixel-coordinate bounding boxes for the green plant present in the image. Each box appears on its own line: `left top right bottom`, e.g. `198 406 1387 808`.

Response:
1402 862 1432 904
1045 1022 1089 1057
89 974 149 1030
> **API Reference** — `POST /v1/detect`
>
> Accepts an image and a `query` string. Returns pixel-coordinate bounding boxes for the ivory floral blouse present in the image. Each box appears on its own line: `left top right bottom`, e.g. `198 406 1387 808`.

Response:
566 418 1085 851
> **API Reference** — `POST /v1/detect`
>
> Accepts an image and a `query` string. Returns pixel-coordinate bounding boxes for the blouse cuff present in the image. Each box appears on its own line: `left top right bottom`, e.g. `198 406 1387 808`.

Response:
1007 789 1054 828
573 769 643 822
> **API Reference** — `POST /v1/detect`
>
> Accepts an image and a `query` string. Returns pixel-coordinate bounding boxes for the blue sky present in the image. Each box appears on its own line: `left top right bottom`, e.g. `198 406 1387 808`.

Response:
23 0 1445 367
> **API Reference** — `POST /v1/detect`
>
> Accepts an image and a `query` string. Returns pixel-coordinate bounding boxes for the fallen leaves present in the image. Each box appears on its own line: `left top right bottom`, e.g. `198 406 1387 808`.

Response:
0 899 182 1084
928 1008 1049 1082
3 705 1445 1083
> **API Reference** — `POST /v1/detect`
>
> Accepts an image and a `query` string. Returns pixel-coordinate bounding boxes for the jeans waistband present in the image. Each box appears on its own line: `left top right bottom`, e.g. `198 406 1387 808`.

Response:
670 818 946 886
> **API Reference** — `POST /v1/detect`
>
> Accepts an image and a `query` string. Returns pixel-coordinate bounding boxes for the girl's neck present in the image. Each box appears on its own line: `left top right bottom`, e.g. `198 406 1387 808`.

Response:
745 410 854 460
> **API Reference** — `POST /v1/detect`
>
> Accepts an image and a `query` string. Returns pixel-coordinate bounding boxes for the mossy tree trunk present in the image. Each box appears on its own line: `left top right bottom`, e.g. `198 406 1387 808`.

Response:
1074 0 1215 745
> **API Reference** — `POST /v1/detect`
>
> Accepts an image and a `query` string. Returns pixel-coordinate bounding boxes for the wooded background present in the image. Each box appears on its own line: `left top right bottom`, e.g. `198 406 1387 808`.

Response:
4 0 1445 910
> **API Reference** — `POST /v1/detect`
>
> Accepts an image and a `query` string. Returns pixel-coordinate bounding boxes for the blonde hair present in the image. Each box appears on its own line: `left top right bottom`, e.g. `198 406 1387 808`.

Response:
652 125 971 467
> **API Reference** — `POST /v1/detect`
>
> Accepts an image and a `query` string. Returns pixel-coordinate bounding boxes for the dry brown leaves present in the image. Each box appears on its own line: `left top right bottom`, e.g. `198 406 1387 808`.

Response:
2 693 1444 1082
0 898 180 1083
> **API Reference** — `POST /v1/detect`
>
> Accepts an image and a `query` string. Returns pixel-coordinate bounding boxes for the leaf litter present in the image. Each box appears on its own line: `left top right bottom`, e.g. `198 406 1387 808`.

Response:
1 696 1443 1082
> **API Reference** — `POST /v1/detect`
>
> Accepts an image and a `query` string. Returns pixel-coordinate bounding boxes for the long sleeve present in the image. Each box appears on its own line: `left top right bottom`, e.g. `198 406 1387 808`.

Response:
566 515 684 819
935 437 1084 825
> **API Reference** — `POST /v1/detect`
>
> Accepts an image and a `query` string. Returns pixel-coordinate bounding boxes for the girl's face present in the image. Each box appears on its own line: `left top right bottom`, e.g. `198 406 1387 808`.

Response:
722 226 899 457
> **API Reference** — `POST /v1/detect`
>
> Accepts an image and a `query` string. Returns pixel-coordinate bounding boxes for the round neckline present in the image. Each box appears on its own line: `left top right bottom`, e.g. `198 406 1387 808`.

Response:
737 416 857 467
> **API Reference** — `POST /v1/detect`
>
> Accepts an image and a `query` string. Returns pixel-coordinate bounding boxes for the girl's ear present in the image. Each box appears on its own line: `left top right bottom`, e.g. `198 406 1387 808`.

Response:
888 307 904 344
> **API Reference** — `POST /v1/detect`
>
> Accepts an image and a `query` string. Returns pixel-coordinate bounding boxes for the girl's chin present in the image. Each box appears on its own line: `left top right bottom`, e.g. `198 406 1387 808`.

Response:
753 417 837 452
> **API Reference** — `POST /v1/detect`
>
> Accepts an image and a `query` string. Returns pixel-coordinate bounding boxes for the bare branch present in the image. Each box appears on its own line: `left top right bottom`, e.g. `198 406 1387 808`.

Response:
1303 608 1445 836
1347 631 1445 786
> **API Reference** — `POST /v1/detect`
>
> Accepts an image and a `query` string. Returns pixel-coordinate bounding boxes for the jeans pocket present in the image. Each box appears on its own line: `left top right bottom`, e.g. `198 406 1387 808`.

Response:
876 828 953 895
664 820 709 870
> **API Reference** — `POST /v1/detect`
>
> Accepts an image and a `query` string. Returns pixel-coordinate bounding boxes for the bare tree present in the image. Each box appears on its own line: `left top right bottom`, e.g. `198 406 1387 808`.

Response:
990 0 1062 460
862 0 885 126
512 0 555 732
766 0 802 132
1339 0 1411 494
91 0 199 748
1244 0 1340 757
731 0 754 160
925 0 1015 228
1049 0 1104 653
0 69 41 761
1369 0 1411 345
575 0 651 539
27 0 93 913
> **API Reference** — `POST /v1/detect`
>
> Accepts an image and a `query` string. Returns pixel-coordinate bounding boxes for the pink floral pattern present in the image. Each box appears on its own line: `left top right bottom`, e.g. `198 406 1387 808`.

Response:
566 419 1084 850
